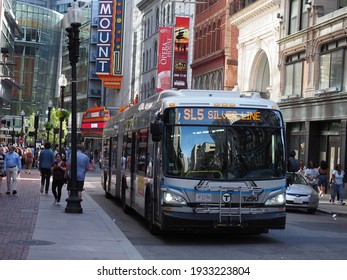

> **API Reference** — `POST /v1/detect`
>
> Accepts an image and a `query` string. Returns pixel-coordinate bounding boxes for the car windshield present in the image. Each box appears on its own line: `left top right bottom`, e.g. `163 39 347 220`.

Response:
163 108 285 180
286 173 308 185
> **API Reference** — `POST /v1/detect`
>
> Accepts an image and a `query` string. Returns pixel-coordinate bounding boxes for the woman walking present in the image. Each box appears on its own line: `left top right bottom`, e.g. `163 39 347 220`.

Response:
51 153 67 205
24 147 34 174
331 164 345 205
318 160 328 197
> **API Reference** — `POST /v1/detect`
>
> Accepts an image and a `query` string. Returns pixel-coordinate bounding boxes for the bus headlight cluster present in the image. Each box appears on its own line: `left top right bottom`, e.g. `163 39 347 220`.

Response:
163 191 187 206
265 193 285 206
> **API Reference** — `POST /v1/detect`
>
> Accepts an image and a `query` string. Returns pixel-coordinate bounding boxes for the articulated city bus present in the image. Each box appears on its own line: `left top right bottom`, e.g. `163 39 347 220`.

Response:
101 89 286 234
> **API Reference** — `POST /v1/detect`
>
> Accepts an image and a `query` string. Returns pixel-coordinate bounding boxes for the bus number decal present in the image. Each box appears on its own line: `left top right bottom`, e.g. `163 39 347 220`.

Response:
243 196 259 202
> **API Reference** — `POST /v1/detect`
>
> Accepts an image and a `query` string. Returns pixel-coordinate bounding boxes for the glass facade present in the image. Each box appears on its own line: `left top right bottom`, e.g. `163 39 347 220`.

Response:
13 2 63 117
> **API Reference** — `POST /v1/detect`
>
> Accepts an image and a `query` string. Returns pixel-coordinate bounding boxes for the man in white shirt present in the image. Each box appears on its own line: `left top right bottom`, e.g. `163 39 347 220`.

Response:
4 145 22 195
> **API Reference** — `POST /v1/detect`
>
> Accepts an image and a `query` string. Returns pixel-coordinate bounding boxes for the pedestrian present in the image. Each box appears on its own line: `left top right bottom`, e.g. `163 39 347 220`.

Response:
304 160 319 193
331 163 345 205
34 147 40 168
14 146 23 178
24 147 34 174
39 142 55 194
0 147 6 194
318 160 328 197
51 153 67 205
66 144 93 199
298 159 306 176
3 145 22 195
287 150 299 172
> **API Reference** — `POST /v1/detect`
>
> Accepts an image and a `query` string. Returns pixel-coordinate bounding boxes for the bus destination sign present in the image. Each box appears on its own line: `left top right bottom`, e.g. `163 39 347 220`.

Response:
182 108 261 124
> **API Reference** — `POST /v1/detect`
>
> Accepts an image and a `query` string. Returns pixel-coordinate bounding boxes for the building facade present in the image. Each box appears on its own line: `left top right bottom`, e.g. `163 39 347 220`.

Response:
0 1 63 144
136 0 195 101
229 0 281 100
191 0 238 90
278 0 347 179
0 0 22 118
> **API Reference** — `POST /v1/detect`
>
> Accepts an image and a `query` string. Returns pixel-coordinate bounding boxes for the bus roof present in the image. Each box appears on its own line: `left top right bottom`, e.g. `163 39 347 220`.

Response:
104 89 280 131
153 89 279 110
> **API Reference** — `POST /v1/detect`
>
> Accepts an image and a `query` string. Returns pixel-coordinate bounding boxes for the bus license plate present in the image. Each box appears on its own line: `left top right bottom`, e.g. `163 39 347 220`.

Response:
196 193 212 202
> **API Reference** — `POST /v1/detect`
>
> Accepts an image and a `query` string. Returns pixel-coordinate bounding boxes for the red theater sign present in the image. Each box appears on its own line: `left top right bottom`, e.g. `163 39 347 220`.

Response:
81 105 110 137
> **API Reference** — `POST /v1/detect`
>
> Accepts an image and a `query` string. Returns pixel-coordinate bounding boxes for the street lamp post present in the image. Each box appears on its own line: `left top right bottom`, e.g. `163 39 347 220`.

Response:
34 110 41 149
58 74 67 154
20 110 25 147
11 116 15 144
46 99 53 142
64 1 83 213
20 110 25 133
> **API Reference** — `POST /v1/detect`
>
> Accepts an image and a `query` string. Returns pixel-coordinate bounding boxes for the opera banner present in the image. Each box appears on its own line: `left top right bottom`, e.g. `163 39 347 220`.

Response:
157 27 173 92
96 0 125 89
173 16 190 90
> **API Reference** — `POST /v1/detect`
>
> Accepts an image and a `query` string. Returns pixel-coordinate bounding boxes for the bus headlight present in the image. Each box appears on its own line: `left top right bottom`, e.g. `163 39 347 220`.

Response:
265 193 285 206
163 191 187 206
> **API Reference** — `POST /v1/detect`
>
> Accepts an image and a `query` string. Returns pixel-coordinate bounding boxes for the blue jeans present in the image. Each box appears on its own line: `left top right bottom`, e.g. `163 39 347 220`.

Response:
337 184 344 201
331 183 344 201
331 183 337 201
40 168 52 192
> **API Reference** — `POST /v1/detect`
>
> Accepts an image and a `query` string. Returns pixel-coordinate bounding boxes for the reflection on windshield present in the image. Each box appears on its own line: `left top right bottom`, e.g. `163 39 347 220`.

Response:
164 125 285 180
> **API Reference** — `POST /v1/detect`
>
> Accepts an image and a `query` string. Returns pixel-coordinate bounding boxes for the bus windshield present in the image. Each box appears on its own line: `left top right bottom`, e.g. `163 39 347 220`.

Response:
163 108 285 180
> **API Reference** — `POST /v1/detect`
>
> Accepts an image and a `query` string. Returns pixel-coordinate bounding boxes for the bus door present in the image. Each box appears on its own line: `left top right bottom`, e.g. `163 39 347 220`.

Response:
124 132 136 208
109 136 118 196
134 129 148 211
152 139 161 222
102 138 111 193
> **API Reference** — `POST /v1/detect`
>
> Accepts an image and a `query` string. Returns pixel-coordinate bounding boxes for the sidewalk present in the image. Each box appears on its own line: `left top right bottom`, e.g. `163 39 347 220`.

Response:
0 169 143 260
316 192 347 217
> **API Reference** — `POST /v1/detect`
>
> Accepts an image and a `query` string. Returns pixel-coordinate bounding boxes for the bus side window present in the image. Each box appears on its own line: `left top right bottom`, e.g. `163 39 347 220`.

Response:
111 136 117 169
137 129 148 174
123 132 132 171
146 145 153 177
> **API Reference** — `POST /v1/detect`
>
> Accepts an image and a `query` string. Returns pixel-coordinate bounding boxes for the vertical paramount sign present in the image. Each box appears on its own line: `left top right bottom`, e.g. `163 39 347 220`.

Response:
96 0 125 89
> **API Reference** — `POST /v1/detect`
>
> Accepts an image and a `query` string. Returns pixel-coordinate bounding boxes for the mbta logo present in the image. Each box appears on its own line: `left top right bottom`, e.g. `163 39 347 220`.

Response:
222 193 232 203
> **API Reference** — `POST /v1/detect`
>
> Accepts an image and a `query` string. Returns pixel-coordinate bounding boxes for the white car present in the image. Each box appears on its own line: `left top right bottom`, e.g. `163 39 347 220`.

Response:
286 172 319 214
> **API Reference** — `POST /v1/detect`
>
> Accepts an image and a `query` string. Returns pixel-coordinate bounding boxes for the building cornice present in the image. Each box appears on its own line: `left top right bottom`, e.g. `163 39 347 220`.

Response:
229 0 279 27
137 0 158 11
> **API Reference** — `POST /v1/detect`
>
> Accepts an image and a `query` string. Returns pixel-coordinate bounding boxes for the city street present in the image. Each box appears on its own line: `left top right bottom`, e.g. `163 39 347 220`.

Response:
85 173 347 260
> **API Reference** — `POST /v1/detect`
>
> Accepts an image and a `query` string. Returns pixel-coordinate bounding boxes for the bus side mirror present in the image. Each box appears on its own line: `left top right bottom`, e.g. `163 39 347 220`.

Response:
150 121 163 142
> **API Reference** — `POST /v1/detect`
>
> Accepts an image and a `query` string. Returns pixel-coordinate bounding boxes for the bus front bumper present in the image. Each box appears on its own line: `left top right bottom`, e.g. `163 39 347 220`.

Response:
161 209 286 232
